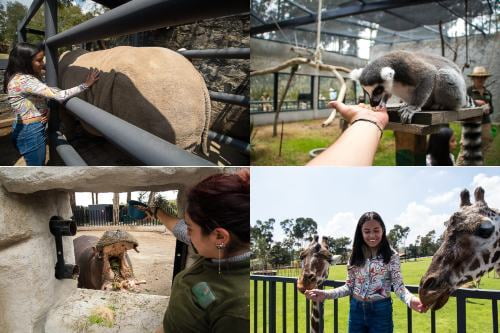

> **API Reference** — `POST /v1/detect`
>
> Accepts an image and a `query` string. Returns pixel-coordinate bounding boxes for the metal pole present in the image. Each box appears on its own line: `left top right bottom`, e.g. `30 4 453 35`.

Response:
18 0 44 32
209 91 249 107
46 0 248 48
51 131 88 166
179 48 250 59
64 97 214 166
208 131 250 155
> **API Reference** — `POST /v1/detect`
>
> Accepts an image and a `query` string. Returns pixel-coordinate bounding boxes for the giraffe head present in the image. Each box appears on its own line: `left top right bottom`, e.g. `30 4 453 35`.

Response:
297 236 340 293
419 187 500 310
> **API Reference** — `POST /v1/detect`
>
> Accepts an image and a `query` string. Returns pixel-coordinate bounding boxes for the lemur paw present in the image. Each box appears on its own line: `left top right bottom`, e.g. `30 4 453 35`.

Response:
398 105 421 124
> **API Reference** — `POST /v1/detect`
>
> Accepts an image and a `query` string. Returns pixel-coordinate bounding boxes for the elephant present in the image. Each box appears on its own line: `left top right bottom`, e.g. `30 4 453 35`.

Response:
58 46 211 155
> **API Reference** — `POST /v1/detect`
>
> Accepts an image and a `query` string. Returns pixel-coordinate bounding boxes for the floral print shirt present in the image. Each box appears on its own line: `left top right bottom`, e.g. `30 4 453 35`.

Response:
7 73 87 120
325 251 414 306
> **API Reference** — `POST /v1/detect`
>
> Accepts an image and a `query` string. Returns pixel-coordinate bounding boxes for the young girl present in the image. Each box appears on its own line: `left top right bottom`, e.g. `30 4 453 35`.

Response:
305 212 427 333
3 42 99 166
426 127 457 166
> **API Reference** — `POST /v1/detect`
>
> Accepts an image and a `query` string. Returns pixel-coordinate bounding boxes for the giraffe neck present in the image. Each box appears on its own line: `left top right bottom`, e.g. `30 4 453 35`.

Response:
310 274 328 333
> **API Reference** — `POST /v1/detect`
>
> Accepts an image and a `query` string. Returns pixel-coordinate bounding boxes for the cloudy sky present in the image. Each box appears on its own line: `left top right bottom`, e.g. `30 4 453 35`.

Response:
251 167 500 245
75 191 178 207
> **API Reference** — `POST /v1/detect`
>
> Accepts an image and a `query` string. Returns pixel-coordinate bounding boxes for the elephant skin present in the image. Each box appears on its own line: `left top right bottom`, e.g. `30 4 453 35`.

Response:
58 46 211 154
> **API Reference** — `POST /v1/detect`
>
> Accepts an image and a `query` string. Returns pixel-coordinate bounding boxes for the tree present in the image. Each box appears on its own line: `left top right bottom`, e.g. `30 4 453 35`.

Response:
325 236 351 263
280 217 318 250
153 193 178 217
112 192 119 225
419 230 439 257
251 218 275 269
269 242 293 266
388 224 410 250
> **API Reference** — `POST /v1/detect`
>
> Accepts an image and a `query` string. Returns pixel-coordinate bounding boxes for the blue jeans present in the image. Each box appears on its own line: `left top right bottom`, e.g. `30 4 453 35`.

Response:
348 297 393 333
11 121 47 166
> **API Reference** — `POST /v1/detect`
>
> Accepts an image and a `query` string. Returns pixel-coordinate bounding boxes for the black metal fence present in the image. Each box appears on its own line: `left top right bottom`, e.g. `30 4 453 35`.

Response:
250 275 500 333
17 0 249 166
73 205 161 226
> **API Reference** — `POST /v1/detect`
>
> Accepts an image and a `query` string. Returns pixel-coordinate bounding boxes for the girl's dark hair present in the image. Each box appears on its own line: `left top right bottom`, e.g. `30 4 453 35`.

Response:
427 127 454 166
187 169 249 253
3 42 44 93
349 211 393 267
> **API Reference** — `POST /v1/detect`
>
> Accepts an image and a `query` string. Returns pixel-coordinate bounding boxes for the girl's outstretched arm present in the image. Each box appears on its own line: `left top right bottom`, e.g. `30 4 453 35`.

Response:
390 253 428 313
305 266 354 301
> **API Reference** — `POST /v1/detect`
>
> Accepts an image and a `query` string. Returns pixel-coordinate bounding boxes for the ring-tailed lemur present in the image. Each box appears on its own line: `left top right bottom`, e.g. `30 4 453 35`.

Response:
351 51 481 165
349 50 468 123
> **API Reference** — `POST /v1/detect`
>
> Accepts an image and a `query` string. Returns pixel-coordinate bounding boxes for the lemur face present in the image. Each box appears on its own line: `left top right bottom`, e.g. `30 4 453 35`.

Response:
363 84 392 108
351 66 395 108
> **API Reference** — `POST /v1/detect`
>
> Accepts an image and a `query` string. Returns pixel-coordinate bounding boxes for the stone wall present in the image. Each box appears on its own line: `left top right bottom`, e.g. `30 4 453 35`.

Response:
371 32 500 123
0 167 224 332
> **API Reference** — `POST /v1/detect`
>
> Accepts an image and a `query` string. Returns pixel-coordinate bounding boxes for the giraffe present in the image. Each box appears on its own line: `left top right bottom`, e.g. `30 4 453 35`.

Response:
297 236 341 333
419 186 500 310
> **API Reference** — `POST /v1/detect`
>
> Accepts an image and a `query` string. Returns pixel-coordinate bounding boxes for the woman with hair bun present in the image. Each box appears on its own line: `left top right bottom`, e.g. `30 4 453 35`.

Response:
142 169 250 333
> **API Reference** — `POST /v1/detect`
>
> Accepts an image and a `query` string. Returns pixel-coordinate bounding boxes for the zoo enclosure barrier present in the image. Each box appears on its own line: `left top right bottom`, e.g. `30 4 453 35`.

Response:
250 275 500 333
72 205 161 227
17 0 250 166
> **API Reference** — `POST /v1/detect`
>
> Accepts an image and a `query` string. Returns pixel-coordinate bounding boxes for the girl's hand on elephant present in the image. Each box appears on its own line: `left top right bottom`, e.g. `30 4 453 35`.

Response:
304 289 327 302
84 68 100 87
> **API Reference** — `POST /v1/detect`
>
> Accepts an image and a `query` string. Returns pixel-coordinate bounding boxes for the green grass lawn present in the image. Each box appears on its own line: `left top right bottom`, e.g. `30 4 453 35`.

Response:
251 119 500 166
250 257 500 332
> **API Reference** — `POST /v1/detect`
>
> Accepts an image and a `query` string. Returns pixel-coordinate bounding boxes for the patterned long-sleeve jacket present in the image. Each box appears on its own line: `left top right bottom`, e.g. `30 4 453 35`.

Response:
7 73 87 121
325 250 414 307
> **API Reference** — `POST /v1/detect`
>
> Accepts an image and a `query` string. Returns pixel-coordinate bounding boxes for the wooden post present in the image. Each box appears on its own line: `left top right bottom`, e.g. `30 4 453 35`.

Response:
395 132 427 166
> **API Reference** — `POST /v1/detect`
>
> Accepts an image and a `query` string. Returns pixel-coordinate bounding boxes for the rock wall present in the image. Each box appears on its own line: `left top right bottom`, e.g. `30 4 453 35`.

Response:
371 32 500 123
0 188 75 333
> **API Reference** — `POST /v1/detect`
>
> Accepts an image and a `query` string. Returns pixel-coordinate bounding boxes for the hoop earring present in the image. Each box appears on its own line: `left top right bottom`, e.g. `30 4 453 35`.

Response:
216 243 225 275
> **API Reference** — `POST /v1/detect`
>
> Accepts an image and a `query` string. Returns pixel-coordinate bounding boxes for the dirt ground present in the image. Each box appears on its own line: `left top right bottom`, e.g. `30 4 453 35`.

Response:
75 230 176 296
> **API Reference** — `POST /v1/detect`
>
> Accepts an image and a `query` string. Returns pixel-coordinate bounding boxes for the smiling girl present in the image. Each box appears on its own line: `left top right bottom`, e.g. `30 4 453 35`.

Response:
3 42 99 165
305 211 427 333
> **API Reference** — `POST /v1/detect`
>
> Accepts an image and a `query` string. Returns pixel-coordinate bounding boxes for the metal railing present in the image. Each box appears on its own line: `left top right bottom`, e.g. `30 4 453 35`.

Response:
250 275 500 333
16 0 249 165
73 206 161 226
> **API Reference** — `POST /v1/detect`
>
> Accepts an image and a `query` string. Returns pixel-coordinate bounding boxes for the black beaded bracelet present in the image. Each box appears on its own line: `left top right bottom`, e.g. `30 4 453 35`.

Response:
350 118 384 138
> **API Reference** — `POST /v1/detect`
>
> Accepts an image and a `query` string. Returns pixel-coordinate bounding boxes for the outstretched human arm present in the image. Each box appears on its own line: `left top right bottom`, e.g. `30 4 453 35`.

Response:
305 266 354 302
390 253 427 313
21 68 99 102
307 101 388 166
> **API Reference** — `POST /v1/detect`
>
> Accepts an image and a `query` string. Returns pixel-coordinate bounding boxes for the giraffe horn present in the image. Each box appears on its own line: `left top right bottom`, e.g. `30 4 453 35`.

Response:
474 187 486 204
313 235 319 242
460 189 471 207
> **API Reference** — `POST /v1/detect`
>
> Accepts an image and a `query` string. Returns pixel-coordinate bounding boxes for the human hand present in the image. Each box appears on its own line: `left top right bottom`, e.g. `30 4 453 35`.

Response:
84 68 100 87
474 99 486 106
304 289 327 302
134 205 154 219
410 296 428 313
328 101 389 130
481 104 491 115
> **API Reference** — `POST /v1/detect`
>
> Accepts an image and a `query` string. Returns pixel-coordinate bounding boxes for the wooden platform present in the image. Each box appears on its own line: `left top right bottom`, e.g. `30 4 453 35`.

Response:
386 106 483 135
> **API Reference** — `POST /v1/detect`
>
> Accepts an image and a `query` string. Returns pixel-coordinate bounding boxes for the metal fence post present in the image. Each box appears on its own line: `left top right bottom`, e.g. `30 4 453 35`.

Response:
457 292 466 333
269 281 276 333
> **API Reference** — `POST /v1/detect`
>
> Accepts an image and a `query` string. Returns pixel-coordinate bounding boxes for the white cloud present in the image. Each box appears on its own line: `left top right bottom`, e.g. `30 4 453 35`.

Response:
320 212 357 245
424 187 462 207
395 202 449 245
471 174 500 208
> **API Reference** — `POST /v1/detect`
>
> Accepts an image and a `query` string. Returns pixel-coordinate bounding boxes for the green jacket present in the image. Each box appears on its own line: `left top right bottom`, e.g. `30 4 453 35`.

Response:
467 86 494 124
163 256 250 332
